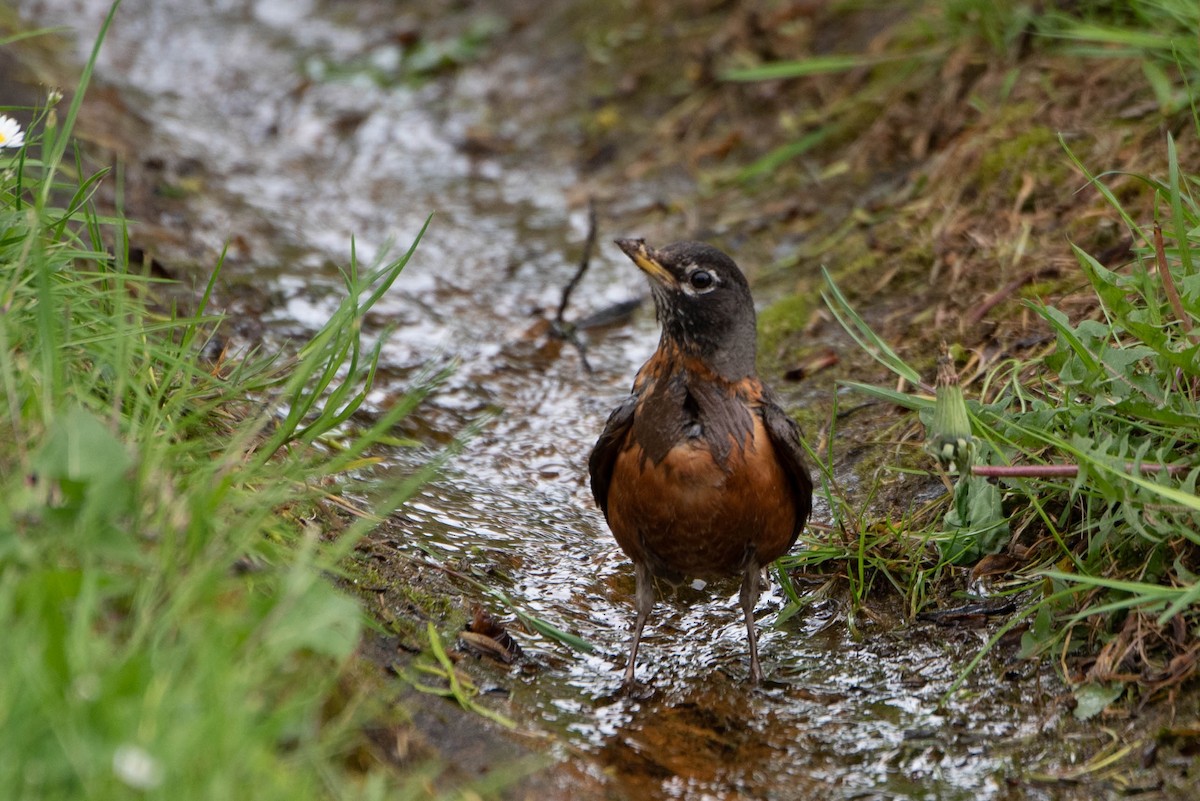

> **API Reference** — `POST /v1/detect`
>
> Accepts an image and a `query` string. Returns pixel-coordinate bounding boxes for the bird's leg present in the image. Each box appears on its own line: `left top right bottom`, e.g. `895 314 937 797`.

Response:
739 557 764 683
624 560 656 687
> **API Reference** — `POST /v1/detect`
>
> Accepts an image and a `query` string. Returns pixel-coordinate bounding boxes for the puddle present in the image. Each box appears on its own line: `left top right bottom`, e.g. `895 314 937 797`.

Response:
8 1 1120 798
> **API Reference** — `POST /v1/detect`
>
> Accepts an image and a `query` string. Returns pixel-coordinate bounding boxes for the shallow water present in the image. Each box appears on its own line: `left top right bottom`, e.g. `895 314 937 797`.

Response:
11 1 1104 798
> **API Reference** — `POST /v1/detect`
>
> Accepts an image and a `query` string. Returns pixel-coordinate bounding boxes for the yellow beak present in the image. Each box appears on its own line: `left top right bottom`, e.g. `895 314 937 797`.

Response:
615 238 676 288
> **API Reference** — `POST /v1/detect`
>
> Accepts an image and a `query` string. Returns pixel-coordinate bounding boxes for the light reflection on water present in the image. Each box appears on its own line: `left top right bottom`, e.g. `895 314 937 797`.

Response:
393 450 1052 799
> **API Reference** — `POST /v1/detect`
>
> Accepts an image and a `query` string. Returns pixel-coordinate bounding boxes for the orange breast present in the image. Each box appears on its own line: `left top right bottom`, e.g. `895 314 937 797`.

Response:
606 414 798 578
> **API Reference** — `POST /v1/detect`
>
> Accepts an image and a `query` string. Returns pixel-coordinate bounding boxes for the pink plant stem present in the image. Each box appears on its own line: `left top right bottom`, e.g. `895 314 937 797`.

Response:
971 462 1192 478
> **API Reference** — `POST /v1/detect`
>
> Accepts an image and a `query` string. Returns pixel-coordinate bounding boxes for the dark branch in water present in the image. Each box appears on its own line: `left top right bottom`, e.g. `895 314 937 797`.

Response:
551 197 598 372
556 197 597 326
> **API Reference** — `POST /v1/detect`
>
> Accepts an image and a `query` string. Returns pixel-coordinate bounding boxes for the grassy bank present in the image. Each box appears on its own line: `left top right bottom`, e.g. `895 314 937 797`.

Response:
718 0 1200 709
810 136 1200 702
0 11 439 799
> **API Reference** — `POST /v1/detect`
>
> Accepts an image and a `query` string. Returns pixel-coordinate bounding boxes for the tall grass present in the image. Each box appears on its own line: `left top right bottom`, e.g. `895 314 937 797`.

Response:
0 7 441 798
748 0 1200 706
816 134 1200 705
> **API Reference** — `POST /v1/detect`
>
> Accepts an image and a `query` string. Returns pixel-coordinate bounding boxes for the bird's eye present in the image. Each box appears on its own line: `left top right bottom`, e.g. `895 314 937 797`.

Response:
689 270 714 290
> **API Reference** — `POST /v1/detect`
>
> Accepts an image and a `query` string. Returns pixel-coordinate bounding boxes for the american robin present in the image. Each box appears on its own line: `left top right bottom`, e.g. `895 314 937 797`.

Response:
589 238 813 685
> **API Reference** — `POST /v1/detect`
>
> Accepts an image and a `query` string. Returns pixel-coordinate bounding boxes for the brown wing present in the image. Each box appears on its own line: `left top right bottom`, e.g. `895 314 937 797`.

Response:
588 395 638 519
759 395 814 546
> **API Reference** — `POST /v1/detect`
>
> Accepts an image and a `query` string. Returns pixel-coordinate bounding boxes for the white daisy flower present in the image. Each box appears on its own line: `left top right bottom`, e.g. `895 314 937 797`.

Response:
0 115 26 149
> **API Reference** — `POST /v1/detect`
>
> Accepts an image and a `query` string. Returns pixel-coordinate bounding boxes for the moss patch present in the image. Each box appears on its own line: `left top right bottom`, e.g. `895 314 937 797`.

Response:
758 291 815 359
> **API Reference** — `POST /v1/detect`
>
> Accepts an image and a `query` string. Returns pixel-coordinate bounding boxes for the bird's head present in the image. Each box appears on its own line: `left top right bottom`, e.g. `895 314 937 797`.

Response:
615 238 759 381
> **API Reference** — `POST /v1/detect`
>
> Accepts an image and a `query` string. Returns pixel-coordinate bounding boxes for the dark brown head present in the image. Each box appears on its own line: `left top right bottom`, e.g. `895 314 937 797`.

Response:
615 238 758 381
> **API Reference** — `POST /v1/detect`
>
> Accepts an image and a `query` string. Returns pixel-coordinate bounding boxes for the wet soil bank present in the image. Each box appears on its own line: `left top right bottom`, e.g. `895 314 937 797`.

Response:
5 1 1199 798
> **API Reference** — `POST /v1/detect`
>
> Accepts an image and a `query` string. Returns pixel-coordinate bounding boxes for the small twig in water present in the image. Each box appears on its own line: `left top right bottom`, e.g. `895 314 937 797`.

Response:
555 198 597 326
551 198 598 372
